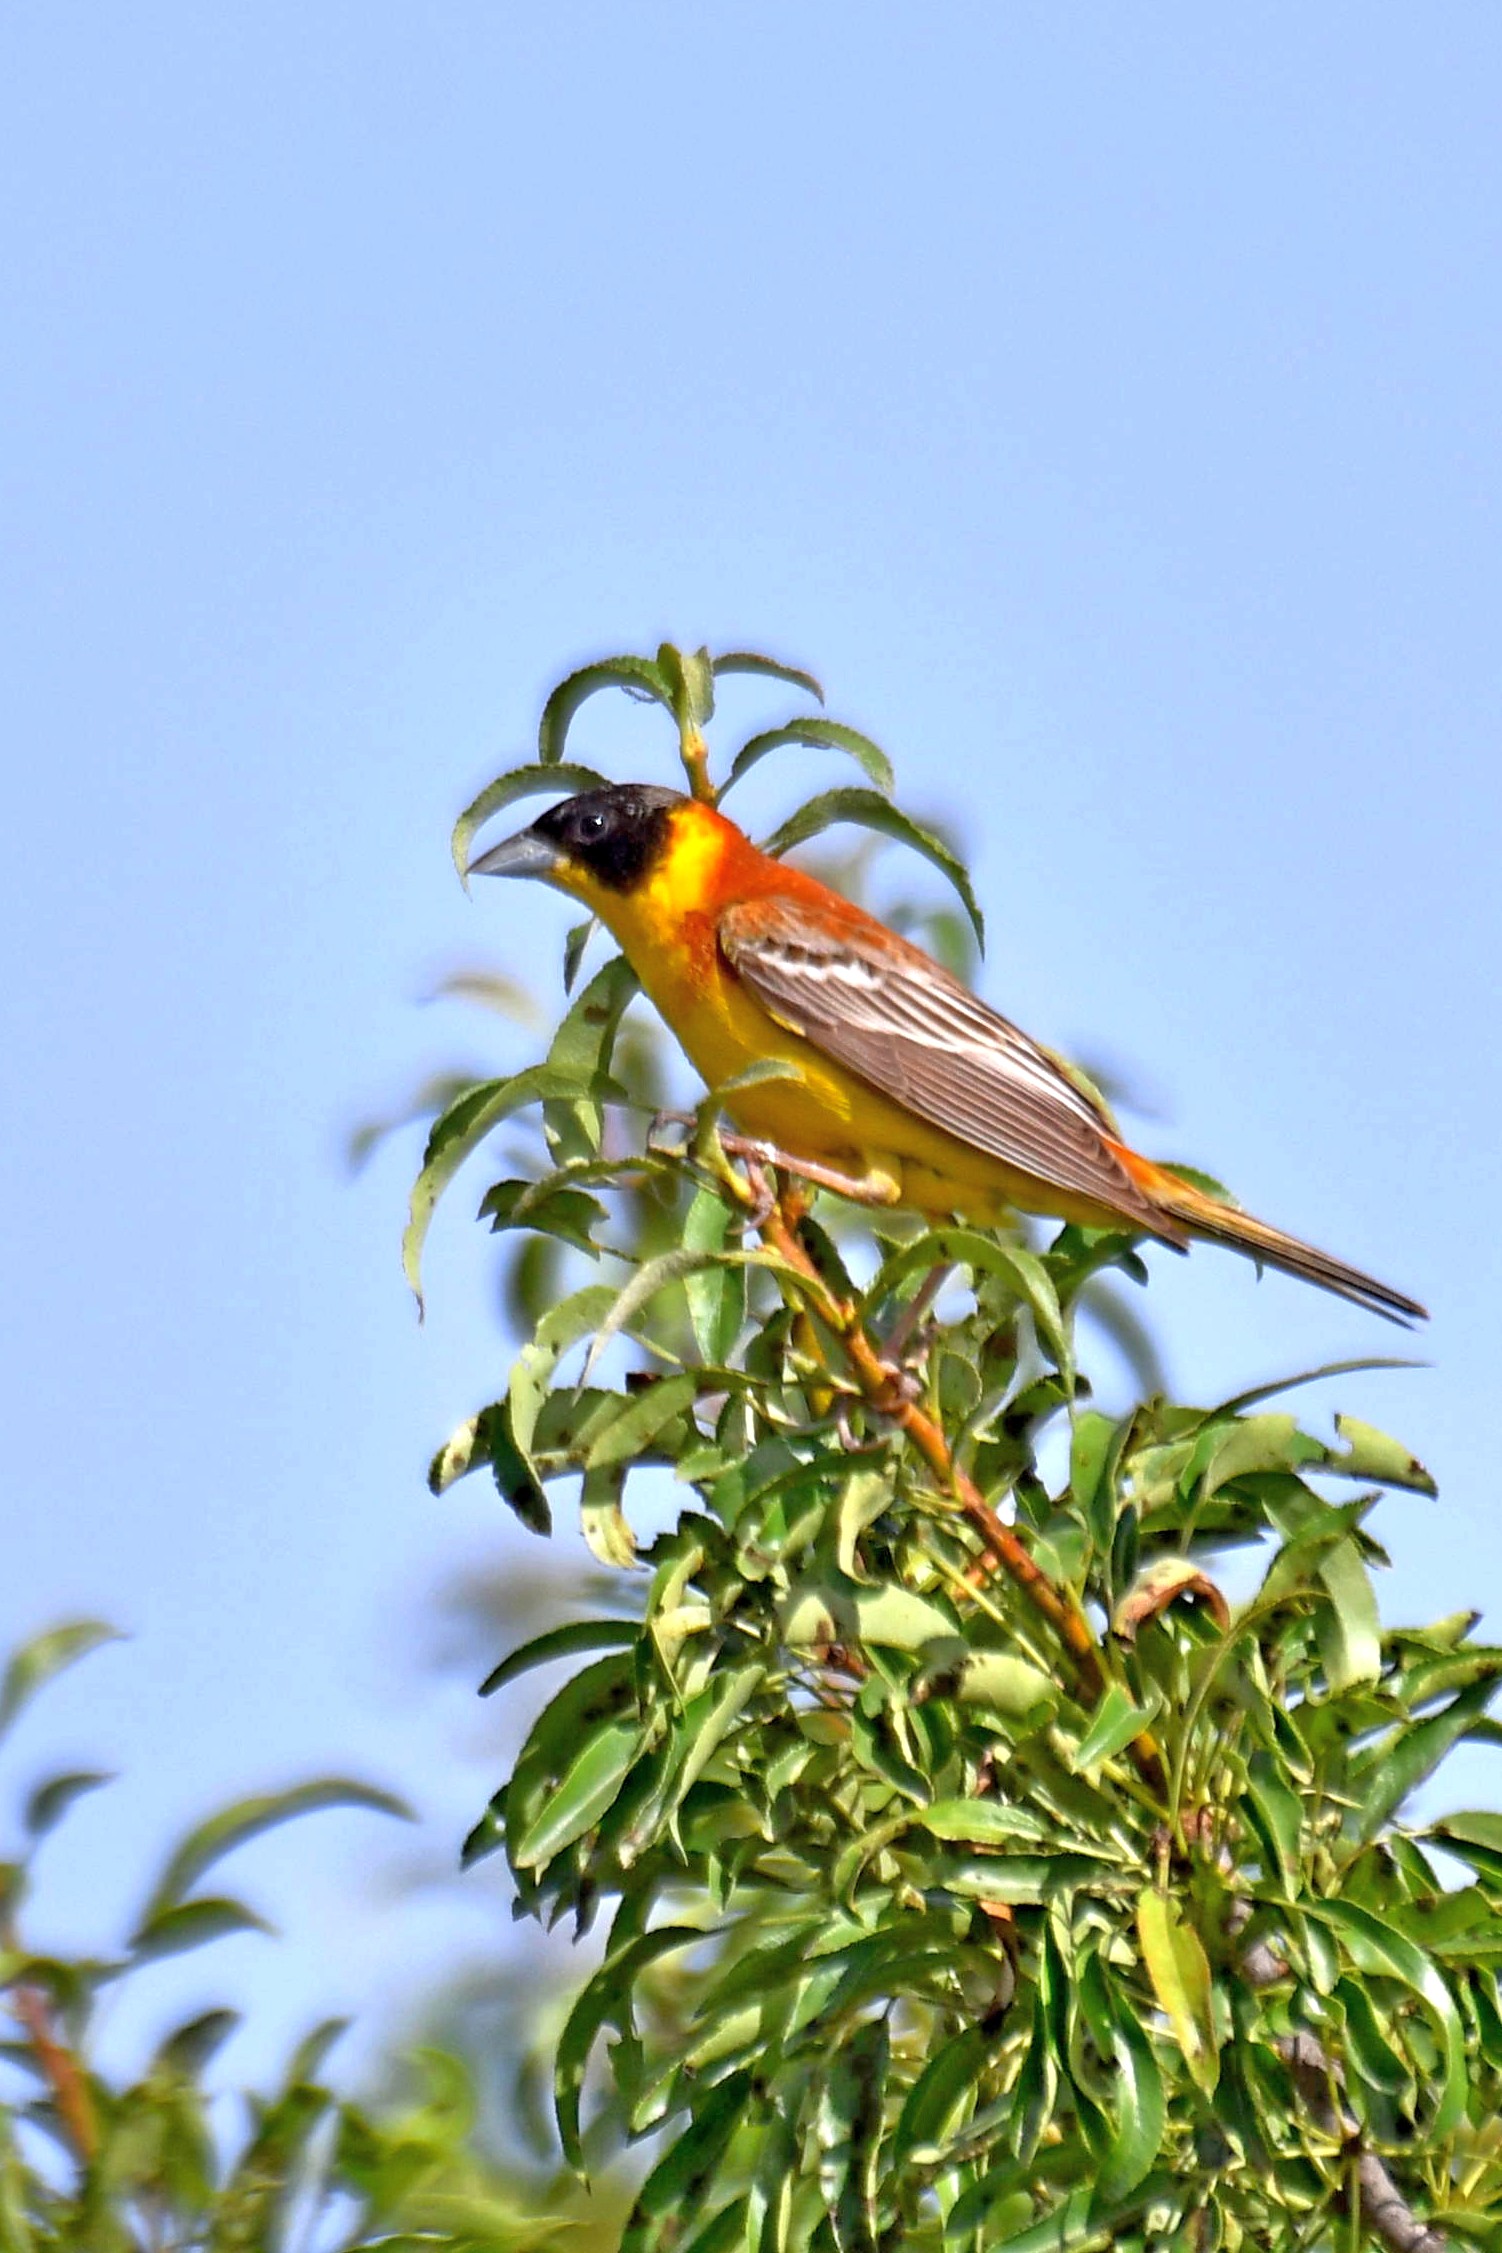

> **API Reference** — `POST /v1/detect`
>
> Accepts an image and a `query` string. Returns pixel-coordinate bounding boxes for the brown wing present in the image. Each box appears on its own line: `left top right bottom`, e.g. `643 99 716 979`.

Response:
718 894 1177 1237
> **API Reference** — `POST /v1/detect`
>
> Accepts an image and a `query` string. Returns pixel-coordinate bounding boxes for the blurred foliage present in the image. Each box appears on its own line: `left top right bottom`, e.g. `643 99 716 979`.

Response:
0 1625 623 2250
415 646 1497 2252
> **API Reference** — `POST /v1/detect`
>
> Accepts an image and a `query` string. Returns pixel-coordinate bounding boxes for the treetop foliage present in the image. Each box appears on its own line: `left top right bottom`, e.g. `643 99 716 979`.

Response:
408 645 1501 2252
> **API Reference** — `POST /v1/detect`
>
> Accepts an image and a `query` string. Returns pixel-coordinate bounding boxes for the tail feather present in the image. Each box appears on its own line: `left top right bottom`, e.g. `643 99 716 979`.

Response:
1110 1147 1428 1327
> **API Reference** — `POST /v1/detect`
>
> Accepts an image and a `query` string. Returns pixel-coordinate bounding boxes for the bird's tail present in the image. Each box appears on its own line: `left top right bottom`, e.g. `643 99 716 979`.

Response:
1108 1144 1428 1327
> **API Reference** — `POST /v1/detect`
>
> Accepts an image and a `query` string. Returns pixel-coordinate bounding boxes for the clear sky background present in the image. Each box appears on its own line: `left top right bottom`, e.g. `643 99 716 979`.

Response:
3 4 1499 2092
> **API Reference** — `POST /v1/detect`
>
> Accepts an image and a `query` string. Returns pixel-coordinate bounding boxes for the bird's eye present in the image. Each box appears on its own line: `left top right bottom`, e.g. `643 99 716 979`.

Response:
578 810 607 839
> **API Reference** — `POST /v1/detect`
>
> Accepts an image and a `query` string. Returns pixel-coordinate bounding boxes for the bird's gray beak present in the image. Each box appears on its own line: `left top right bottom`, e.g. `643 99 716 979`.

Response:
467 826 565 881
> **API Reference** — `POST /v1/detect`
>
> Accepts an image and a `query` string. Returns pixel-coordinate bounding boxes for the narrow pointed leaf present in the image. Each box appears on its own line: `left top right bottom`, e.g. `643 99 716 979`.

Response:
1355 1675 1502 1839
130 1896 272 1963
140 1781 412 1926
1136 1890 1219 2094
867 1228 1069 1380
0 1621 122 1742
619 2069 754 2252
1097 2005 1165 2200
1070 1684 1158 1773
681 1189 746 1363
23 1770 113 1839
404 1062 628 1307
711 650 824 703
1308 1897 1467 2135
1326 1413 1437 1495
512 1715 638 1869
555 1925 702 2169
479 1619 637 1698
725 719 894 797
538 656 671 765
1317 1537 1382 1691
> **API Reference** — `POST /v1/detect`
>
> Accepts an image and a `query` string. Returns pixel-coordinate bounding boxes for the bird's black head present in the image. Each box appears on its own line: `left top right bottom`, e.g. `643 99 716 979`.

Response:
470 782 686 894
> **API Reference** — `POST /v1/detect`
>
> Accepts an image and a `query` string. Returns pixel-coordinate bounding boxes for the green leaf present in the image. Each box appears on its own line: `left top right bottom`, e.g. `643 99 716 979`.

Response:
480 1177 609 1258
725 719 894 798
893 2025 990 2163
934 1650 1060 1728
555 1926 704 2170
460 1787 507 1870
429 1398 552 1531
759 787 985 952
563 914 598 992
1316 1536 1382 1692
778 1577 957 1653
836 1466 893 1582
1326 1413 1437 1495
580 1462 639 1567
23 1770 113 1838
451 757 611 886
681 1189 747 1363
584 1375 699 1470
510 1282 626 1438
919 1800 1058 1847
1184 1411 1323 1501
404 1062 626 1309
130 1895 272 1963
1354 1676 1502 1840
711 649 824 703
538 655 671 766
1069 1408 1118 1527
283 2016 350 2087
619 2069 754 2253
542 953 642 1164
512 1717 639 1870
984 2188 1097 2253
479 1618 637 1698
1307 1897 1467 2136
139 1781 412 1926
1214 1356 1422 1415
0 1620 122 1742
1096 2003 1166 2201
1433 1809 1502 1863
511 1667 639 1874
153 2007 242 2076
1243 1754 1303 1896
1335 1975 1411 2101
817 2016 887 2253
940 1851 1116 1903
1069 1684 1157 1774
657 641 717 729
1135 1889 1219 2095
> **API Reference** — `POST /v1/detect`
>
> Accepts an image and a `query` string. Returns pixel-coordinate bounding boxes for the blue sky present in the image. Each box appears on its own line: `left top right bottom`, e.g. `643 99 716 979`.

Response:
3 5 1499 2086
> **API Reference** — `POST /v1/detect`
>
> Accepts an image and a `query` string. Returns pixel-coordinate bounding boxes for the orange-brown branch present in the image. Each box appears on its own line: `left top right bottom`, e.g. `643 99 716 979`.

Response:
751 1182 1167 1793
13 1980 97 2164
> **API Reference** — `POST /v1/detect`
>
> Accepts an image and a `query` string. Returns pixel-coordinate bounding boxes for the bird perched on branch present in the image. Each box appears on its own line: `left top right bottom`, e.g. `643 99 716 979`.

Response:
471 783 1425 1325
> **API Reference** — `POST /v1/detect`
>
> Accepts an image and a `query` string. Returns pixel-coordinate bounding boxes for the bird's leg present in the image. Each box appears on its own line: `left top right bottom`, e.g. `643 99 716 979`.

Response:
738 1153 778 1229
715 1135 902 1209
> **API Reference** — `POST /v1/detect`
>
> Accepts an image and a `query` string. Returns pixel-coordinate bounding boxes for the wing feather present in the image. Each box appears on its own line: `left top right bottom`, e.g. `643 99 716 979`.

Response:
718 895 1169 1232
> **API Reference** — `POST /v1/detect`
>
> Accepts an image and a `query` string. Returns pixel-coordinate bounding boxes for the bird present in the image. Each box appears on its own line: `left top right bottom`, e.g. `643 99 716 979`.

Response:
469 782 1426 1325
